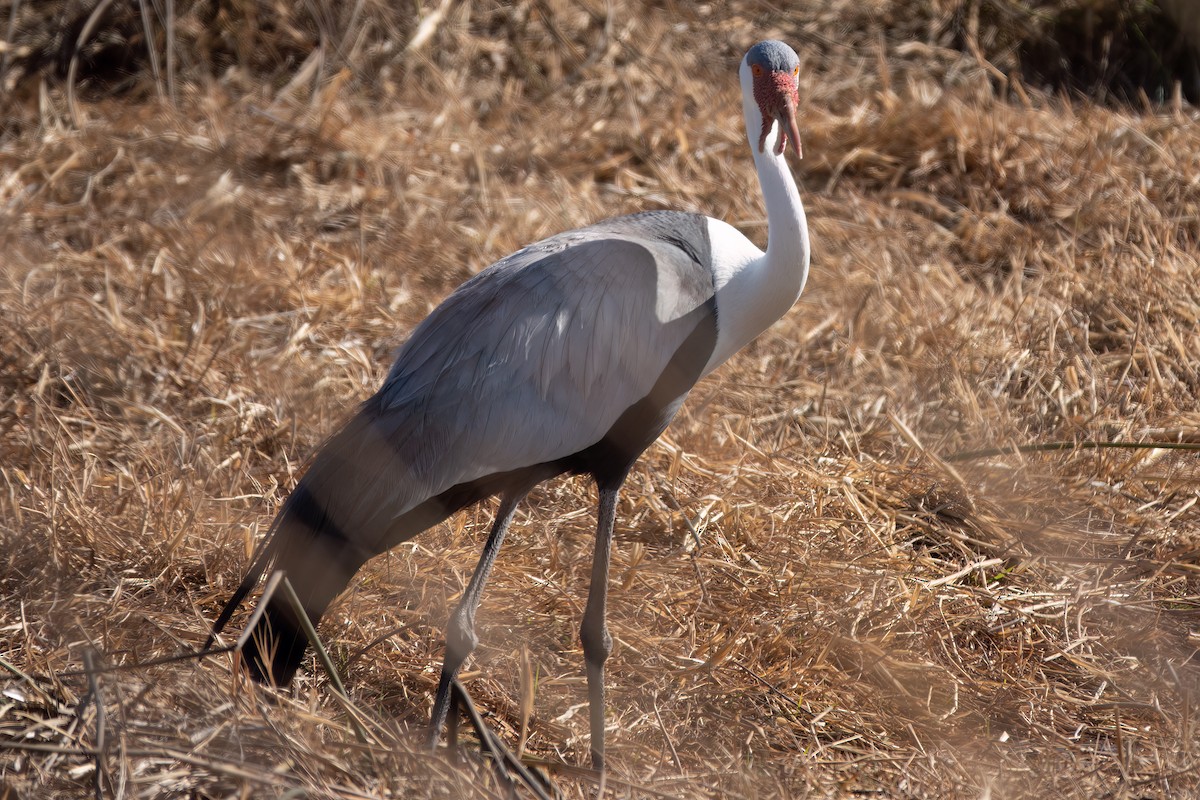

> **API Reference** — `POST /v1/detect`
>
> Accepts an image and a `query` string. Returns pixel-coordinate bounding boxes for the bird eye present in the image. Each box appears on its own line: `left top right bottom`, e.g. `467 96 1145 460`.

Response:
793 66 799 77
751 64 764 77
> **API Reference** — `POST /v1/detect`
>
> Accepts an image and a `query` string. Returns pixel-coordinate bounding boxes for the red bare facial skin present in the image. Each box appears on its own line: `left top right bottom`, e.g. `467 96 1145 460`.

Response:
753 70 803 159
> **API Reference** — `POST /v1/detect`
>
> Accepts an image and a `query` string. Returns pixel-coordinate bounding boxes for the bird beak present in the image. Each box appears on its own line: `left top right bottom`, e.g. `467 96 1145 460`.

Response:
776 92 803 160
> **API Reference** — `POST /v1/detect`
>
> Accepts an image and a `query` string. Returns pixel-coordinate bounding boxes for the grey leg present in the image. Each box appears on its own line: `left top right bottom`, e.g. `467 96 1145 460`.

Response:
580 484 620 773
428 491 524 748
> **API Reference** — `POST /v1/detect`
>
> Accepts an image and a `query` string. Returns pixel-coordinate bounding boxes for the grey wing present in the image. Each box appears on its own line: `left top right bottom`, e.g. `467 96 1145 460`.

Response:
372 229 716 511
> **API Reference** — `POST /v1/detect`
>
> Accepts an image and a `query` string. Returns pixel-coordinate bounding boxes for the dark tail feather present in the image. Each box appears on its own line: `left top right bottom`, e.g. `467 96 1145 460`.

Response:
205 518 312 686
237 482 375 685
210 402 449 686
204 471 370 686
205 528 281 652
243 598 310 685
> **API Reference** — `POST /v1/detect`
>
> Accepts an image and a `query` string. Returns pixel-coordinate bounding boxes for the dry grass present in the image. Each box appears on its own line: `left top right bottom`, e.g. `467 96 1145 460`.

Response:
2 1 1200 797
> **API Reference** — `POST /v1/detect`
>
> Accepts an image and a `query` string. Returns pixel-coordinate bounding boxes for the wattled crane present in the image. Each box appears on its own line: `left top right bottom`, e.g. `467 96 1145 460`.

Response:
209 39 810 772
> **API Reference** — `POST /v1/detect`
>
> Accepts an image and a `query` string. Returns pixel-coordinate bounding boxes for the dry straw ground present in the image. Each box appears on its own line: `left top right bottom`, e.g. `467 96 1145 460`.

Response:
2 1 1200 797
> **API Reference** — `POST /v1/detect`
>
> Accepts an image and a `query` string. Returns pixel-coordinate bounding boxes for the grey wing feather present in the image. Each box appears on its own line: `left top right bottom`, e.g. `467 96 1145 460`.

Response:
387 220 712 486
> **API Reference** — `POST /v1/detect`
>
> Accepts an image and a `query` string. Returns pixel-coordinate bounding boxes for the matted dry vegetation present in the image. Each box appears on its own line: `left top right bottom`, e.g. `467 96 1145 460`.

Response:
2 1 1200 797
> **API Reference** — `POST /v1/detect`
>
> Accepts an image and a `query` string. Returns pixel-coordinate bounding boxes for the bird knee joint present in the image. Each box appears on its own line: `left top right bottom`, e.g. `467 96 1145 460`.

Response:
445 612 479 662
580 624 612 665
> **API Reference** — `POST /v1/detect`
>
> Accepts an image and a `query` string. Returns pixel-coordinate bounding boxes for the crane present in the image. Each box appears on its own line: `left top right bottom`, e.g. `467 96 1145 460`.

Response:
209 39 809 772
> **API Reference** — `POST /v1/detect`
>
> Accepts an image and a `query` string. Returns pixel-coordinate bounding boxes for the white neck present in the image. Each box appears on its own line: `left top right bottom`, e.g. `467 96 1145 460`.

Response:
702 63 810 375
741 65 809 279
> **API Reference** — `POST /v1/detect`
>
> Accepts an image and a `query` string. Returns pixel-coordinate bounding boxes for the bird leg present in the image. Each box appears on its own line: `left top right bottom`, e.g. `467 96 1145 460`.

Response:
580 484 620 773
428 491 525 749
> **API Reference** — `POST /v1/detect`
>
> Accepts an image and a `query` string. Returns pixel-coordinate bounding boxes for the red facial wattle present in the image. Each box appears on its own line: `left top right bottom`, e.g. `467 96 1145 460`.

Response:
753 70 803 159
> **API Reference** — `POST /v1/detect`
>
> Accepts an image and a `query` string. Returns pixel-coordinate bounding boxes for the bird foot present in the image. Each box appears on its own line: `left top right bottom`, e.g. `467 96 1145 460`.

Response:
442 679 556 800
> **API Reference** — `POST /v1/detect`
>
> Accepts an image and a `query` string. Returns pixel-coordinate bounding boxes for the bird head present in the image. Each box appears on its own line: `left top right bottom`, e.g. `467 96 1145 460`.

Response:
744 40 803 160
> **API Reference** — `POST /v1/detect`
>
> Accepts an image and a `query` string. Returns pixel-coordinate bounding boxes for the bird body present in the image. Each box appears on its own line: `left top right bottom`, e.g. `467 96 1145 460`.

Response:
210 39 809 772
